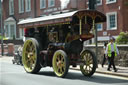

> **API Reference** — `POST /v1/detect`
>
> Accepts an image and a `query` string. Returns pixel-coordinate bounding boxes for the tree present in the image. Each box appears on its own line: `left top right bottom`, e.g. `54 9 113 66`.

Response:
116 32 128 44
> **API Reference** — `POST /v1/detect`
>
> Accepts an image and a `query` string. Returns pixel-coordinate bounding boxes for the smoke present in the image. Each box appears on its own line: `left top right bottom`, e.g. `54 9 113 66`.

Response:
60 0 70 10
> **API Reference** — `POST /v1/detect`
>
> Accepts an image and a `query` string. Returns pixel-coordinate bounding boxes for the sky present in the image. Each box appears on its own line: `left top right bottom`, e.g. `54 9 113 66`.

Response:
60 0 70 10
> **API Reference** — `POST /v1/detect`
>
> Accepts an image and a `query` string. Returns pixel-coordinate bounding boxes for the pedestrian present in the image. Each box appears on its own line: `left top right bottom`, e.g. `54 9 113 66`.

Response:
101 42 108 67
105 37 119 72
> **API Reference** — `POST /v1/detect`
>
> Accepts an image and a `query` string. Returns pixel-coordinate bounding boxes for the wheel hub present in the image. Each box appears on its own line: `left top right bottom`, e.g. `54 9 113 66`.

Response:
57 61 62 67
28 52 33 58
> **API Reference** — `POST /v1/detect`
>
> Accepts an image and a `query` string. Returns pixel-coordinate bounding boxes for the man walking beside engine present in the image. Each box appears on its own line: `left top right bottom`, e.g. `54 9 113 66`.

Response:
105 37 119 72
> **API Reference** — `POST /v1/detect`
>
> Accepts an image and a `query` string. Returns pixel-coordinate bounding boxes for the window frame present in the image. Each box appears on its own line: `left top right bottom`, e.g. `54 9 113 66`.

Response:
106 12 117 30
4 22 16 39
19 19 24 39
19 0 24 13
96 23 103 31
9 0 14 15
25 0 31 12
10 24 16 38
5 25 9 38
48 0 55 8
40 0 46 9
106 0 117 4
96 0 102 6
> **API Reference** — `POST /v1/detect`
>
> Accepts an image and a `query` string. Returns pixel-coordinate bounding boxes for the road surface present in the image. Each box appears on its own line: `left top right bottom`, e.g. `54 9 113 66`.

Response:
0 59 128 85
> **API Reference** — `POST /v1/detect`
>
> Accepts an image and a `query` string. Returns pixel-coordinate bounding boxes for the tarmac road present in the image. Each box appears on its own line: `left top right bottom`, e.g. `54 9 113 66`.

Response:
0 57 128 85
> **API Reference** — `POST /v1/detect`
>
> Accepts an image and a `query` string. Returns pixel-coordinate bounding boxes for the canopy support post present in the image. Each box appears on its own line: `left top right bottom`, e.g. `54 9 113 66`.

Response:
79 18 82 35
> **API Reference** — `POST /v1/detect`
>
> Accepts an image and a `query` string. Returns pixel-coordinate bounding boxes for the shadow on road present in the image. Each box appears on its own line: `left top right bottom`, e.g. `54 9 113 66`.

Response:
37 71 56 77
36 70 128 84
66 72 128 84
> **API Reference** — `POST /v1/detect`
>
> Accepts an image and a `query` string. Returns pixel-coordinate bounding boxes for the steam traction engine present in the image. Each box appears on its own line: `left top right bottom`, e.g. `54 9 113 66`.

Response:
18 10 106 78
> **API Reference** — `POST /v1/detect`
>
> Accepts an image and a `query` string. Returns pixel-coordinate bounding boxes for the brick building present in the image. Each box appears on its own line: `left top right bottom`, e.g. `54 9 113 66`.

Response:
95 0 128 42
0 0 128 43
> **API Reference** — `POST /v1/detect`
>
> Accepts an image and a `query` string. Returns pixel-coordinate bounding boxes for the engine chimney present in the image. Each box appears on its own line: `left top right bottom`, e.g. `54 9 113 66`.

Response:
88 0 96 10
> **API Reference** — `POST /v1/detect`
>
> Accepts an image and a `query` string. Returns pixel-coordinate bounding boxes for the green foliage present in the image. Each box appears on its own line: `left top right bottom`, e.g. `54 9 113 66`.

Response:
116 32 128 44
0 35 3 40
0 35 8 40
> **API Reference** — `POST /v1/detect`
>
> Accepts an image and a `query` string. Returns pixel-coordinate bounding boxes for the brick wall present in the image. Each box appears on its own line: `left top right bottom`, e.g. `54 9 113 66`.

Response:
122 0 128 32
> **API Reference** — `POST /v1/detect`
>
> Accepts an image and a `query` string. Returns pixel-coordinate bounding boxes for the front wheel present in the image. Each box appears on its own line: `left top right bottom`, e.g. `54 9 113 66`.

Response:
52 50 69 78
80 50 97 77
22 38 41 73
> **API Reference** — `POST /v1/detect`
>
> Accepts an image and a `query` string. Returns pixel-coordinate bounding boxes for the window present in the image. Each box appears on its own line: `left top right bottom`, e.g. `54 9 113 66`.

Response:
25 0 31 12
9 0 14 15
48 0 55 7
4 17 16 39
5 24 16 39
106 0 116 4
96 0 102 5
5 25 9 37
96 23 103 31
10 24 15 38
19 19 24 39
19 0 24 13
40 0 46 9
107 12 117 30
19 29 24 39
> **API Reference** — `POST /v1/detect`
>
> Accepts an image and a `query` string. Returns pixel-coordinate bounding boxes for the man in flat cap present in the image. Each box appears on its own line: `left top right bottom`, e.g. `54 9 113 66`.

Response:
105 37 119 72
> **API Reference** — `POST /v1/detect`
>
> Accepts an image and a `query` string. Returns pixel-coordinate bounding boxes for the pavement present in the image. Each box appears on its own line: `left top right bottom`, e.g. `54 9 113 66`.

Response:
71 65 128 78
0 55 128 78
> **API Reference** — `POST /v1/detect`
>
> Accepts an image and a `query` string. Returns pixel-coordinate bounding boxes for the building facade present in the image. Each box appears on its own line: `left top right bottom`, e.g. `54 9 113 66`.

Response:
1 0 128 43
95 0 128 42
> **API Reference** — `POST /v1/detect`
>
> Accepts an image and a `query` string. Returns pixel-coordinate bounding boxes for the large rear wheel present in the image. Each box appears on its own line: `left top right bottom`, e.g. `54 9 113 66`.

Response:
80 50 97 77
52 50 69 78
22 38 41 73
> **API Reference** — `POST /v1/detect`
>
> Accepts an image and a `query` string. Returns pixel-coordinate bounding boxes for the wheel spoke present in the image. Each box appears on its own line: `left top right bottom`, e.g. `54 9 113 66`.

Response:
57 55 60 61
61 62 65 67
57 67 60 73
25 58 30 64
89 65 92 70
59 55 62 60
89 59 93 64
84 66 89 73
85 65 88 70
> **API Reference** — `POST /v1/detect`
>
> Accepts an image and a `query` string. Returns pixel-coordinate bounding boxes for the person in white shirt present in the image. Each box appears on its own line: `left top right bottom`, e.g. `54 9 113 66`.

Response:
105 37 119 72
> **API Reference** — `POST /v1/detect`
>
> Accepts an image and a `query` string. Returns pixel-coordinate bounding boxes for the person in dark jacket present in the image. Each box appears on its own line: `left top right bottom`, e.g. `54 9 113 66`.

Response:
101 42 108 67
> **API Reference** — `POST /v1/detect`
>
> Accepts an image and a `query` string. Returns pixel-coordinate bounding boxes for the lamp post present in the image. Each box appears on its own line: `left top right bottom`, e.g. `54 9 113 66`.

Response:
0 0 4 56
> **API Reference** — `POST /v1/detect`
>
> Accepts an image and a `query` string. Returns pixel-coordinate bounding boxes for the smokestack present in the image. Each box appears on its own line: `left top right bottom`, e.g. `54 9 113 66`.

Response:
88 0 96 10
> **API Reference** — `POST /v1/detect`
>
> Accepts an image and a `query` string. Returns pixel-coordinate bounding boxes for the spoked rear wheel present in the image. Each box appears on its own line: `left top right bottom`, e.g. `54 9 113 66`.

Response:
22 38 41 73
80 50 97 77
52 50 69 78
